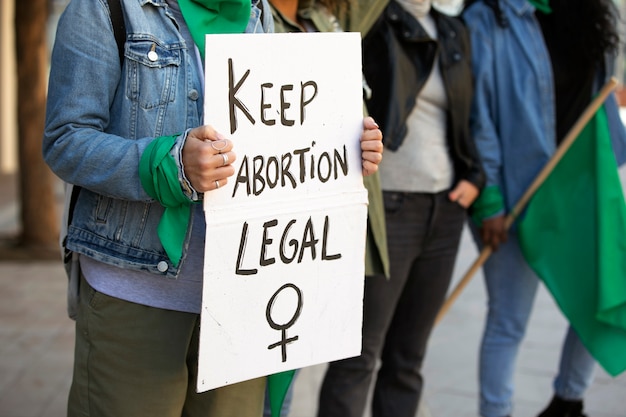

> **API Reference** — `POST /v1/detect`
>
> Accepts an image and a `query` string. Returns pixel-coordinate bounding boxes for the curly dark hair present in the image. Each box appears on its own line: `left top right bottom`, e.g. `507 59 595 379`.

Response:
551 0 621 65
463 0 621 65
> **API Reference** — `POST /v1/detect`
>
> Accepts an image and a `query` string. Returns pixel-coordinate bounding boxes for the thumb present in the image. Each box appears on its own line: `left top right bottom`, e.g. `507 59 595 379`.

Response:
448 186 461 203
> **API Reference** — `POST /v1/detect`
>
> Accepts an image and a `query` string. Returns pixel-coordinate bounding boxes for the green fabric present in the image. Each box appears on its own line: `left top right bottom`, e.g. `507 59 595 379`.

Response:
518 106 626 376
139 135 192 267
267 370 296 417
335 0 391 36
363 172 389 277
178 0 251 60
470 185 505 225
527 0 552 14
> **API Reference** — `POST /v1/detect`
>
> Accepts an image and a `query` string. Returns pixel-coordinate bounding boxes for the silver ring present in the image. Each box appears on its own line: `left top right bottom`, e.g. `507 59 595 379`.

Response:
221 153 229 166
215 180 220 189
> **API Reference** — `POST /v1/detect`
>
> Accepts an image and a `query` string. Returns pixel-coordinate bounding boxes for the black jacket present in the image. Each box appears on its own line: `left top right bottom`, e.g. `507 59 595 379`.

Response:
363 2 485 189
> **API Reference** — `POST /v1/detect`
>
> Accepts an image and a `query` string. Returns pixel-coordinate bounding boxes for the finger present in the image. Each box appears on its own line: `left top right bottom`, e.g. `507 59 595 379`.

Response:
361 127 383 144
448 190 461 203
214 151 236 167
361 150 382 165
363 116 379 129
480 227 489 245
188 125 221 141
482 227 498 250
209 138 233 154
456 197 469 209
491 235 500 252
196 171 233 193
212 178 229 191
499 230 509 244
362 160 379 176
361 143 383 159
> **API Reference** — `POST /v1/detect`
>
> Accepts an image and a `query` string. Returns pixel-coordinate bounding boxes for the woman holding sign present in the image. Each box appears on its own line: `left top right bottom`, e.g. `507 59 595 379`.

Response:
43 0 383 416
316 1 486 417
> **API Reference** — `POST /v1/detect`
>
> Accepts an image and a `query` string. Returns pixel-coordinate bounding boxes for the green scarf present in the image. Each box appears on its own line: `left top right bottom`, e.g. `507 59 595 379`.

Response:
470 185 505 226
528 0 552 14
178 0 251 60
139 135 193 267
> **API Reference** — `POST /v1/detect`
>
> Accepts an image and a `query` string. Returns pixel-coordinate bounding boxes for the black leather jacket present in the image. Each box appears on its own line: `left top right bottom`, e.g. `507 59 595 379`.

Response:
363 2 485 189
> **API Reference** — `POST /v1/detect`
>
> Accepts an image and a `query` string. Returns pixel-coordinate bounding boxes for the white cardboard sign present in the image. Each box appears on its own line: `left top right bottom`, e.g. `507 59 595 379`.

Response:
198 32 367 391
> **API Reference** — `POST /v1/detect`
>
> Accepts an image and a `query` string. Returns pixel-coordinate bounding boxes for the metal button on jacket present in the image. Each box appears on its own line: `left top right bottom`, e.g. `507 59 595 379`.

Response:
148 43 158 62
157 261 168 272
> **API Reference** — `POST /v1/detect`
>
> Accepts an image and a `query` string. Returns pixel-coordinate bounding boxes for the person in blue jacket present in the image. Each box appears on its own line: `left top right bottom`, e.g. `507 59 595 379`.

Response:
462 1 626 417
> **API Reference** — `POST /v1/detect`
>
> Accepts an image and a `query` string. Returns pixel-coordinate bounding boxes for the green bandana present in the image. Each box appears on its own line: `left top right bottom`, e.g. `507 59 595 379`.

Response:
528 0 552 14
178 0 251 60
139 135 193 267
470 185 505 226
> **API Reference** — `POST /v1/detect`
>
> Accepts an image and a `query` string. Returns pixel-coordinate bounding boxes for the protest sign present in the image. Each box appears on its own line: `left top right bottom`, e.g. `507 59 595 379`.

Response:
197 32 368 391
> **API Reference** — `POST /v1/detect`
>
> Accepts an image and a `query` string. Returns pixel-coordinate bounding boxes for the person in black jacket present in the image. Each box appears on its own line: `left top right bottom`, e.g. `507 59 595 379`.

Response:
317 1 485 417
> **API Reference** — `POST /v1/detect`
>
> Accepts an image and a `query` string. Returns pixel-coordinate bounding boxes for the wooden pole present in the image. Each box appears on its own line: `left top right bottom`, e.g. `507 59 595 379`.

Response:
434 77 619 325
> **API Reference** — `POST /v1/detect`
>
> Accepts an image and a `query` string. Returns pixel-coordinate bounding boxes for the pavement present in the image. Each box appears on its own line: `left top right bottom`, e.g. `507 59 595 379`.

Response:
0 171 625 417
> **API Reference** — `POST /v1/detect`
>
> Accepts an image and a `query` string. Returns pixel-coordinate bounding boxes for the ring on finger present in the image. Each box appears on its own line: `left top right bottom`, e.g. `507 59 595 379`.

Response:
211 139 228 153
215 180 220 189
221 153 229 166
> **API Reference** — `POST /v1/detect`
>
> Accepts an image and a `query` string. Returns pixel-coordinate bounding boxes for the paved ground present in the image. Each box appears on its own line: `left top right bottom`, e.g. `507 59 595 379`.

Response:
0 169 625 417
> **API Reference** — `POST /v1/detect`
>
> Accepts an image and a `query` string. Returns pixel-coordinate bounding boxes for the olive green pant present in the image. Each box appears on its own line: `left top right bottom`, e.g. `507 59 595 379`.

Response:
68 275 265 417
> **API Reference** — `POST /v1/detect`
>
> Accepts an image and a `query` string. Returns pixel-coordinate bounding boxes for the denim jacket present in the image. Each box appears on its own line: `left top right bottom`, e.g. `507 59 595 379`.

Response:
462 0 626 218
43 0 273 277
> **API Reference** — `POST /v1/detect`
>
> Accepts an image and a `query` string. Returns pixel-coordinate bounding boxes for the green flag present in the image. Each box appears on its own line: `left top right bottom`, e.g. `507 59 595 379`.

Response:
267 370 296 417
518 105 626 376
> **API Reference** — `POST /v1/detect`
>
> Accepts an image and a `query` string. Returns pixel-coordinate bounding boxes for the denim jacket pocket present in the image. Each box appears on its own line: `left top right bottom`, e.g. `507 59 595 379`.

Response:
125 38 182 110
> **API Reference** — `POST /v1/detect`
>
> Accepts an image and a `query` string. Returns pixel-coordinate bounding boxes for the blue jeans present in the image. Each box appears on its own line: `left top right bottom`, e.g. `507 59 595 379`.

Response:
470 225 596 417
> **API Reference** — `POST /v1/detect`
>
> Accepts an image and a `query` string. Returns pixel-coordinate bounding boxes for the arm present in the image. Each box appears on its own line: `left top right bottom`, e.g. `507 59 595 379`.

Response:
43 0 152 200
43 0 226 202
463 11 507 248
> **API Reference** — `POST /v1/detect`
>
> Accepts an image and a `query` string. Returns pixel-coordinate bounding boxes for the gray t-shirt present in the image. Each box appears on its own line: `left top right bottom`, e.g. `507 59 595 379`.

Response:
378 12 454 193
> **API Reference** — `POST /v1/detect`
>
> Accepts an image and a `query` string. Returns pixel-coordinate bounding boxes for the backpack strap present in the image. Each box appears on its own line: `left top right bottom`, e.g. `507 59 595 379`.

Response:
107 0 127 66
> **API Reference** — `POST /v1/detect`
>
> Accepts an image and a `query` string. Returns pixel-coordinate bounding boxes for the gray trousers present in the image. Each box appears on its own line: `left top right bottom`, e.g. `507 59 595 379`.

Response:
318 191 466 417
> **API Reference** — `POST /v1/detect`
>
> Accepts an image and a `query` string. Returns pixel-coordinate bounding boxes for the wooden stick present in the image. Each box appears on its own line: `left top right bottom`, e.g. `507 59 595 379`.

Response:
434 77 619 325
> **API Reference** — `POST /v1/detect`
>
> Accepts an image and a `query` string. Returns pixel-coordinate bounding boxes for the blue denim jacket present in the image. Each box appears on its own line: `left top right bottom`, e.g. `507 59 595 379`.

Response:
462 0 626 217
44 0 273 277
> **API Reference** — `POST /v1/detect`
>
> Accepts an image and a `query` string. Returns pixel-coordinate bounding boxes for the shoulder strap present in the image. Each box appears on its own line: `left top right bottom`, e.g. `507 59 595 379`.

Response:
107 0 127 66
